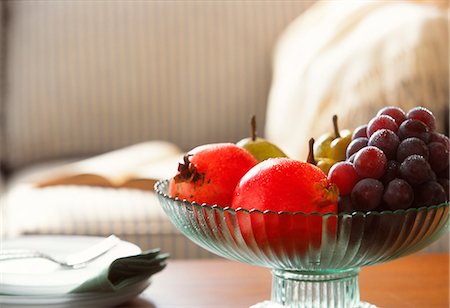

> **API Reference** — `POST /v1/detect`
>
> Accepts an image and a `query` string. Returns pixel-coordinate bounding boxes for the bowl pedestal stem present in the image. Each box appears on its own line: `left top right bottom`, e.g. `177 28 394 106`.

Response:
270 268 374 307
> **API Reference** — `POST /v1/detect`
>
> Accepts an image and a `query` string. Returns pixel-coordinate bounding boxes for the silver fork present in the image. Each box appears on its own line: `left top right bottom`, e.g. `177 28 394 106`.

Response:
0 235 121 269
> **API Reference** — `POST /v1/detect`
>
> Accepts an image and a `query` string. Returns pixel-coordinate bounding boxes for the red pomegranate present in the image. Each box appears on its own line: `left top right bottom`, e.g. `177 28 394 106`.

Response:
169 143 258 207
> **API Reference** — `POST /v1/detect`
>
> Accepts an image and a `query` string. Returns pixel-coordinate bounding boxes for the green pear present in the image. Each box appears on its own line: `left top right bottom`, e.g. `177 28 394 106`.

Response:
329 129 352 161
307 138 335 175
313 133 334 158
314 115 353 162
237 116 287 162
313 115 340 159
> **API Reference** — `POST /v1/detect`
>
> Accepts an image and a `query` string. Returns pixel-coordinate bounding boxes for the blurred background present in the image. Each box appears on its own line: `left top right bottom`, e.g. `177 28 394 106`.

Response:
0 0 448 258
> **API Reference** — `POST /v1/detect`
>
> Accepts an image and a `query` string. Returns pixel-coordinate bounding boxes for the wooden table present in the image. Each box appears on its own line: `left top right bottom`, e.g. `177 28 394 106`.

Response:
124 254 449 308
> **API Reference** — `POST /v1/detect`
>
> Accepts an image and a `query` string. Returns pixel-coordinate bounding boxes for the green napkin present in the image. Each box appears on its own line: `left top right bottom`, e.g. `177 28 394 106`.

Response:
70 249 169 293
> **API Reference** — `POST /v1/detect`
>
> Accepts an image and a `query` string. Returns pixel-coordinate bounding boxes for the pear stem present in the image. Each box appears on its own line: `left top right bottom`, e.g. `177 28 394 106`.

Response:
251 115 257 141
307 138 316 165
333 115 341 138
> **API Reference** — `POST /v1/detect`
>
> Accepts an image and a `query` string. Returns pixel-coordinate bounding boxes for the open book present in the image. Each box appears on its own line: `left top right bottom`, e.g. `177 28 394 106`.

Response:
36 141 184 191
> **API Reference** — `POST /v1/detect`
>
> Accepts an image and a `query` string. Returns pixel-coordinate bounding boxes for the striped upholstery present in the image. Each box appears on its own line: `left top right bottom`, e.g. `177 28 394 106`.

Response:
1 1 316 259
3 0 313 170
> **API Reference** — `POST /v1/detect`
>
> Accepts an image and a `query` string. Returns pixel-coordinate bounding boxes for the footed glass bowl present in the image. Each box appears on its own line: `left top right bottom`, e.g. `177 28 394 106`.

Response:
155 180 449 308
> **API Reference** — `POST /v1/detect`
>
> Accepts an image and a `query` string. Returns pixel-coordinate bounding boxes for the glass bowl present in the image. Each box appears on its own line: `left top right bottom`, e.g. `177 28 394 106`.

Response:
155 179 449 308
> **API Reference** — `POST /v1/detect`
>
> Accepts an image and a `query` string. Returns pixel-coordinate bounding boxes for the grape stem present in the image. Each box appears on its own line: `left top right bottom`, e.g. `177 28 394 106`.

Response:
251 115 257 141
307 138 317 165
333 115 341 138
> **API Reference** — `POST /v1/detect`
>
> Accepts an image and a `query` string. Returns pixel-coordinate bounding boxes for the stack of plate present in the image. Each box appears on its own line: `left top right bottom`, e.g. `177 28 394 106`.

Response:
0 236 147 307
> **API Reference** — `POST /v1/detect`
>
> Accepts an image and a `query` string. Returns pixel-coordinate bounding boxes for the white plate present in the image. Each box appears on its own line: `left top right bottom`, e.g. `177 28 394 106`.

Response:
0 279 150 308
0 235 141 296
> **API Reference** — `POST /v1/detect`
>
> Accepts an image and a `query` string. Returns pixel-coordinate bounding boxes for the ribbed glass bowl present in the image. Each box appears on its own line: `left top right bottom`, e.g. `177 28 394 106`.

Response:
155 179 449 308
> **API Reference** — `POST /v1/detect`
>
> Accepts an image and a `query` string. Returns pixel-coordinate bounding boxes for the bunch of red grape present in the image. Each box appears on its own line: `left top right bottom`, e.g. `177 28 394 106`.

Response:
328 106 449 212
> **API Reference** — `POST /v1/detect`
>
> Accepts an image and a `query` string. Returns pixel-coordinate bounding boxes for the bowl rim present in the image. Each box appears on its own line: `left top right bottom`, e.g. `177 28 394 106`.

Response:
154 179 450 218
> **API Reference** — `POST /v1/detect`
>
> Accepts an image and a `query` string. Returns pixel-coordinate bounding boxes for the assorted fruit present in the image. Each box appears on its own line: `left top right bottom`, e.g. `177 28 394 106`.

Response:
168 107 449 215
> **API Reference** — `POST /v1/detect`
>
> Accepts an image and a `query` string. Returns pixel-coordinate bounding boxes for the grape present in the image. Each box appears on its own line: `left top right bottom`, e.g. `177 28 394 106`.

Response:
352 125 368 140
396 137 429 162
382 178 414 210
406 106 436 131
338 195 354 213
398 119 430 143
347 153 356 163
353 146 387 179
437 178 449 201
346 137 368 159
367 115 398 137
438 166 449 179
429 132 450 150
380 160 400 185
350 178 384 211
428 142 449 173
377 106 406 126
328 162 359 195
414 181 447 207
430 170 437 181
368 129 400 160
399 154 434 185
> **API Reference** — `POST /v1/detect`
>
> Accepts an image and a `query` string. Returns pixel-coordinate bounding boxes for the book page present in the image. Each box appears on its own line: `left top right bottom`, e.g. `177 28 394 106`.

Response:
36 141 183 188
122 153 184 190
128 153 183 180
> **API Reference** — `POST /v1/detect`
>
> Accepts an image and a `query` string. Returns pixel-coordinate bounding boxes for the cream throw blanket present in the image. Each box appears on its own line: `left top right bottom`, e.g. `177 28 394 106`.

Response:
265 1 448 160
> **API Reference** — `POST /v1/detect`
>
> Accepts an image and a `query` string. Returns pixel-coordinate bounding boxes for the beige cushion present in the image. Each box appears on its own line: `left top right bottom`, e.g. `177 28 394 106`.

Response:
265 1 449 159
4 1 313 170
